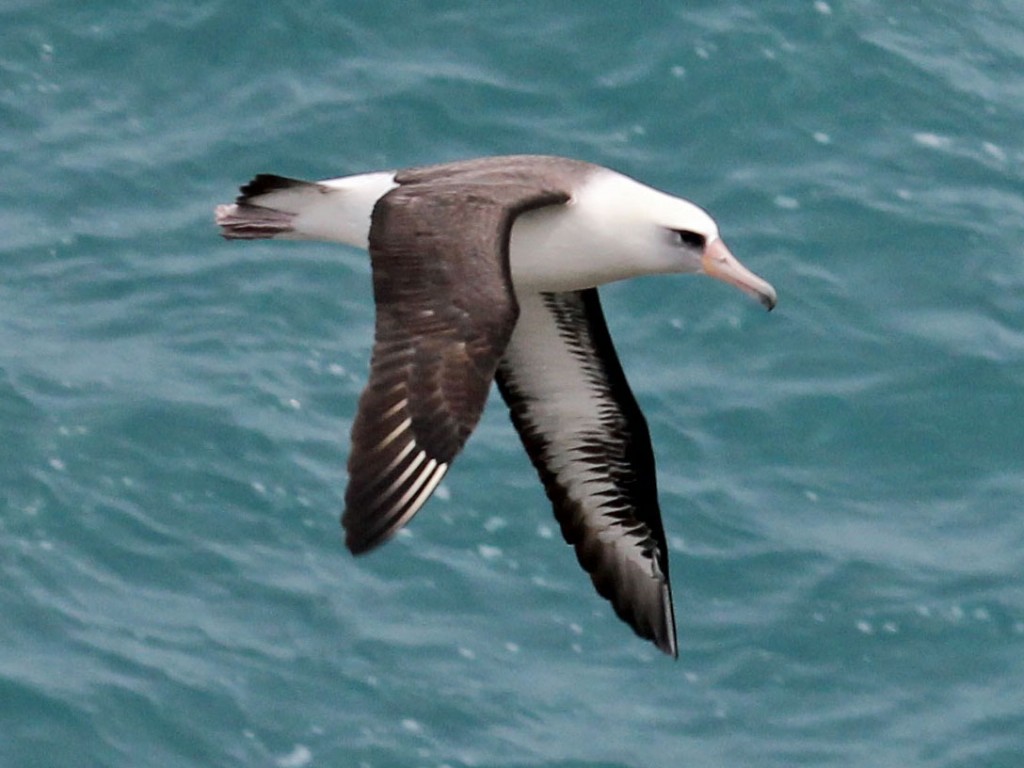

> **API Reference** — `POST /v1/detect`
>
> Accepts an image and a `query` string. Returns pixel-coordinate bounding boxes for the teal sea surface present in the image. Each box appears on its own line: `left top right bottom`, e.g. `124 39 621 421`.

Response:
3 2 1024 766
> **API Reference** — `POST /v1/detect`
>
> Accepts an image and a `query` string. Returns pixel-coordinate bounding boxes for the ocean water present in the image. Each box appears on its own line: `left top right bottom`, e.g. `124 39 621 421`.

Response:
2 1 1023 766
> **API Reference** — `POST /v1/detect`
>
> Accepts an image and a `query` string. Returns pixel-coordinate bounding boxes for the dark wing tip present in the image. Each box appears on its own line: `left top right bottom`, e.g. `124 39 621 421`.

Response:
586 544 678 657
619 586 678 658
656 586 679 658
342 506 397 556
343 522 381 556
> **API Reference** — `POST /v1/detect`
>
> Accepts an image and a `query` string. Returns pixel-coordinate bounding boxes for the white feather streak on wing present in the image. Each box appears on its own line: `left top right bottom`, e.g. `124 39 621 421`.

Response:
380 396 409 421
364 460 449 546
377 449 428 501
373 417 412 454
403 461 448 523
351 450 448 544
386 458 443 522
360 439 420 492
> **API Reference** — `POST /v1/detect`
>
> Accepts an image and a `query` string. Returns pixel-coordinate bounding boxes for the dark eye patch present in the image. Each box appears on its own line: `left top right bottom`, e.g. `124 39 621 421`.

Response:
674 229 706 249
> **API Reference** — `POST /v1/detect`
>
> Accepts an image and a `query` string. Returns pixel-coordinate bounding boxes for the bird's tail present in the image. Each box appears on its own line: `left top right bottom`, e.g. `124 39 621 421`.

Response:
215 174 318 240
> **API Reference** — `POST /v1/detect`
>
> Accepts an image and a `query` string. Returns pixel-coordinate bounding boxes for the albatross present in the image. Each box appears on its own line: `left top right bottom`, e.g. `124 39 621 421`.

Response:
215 154 776 657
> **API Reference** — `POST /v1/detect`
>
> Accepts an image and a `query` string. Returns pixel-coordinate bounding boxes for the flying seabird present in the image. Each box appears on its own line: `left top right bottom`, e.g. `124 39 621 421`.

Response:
215 155 776 657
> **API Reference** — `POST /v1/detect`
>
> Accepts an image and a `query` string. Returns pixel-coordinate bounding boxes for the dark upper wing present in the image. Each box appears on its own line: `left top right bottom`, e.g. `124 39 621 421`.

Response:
342 179 570 554
495 289 678 656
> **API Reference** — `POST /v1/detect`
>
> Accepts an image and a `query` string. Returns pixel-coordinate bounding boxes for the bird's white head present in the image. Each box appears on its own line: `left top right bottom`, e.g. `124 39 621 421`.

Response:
510 167 776 310
598 169 777 310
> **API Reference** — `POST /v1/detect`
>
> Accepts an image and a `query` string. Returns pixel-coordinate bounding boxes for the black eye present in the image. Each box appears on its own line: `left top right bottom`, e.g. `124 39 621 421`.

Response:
675 230 706 249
